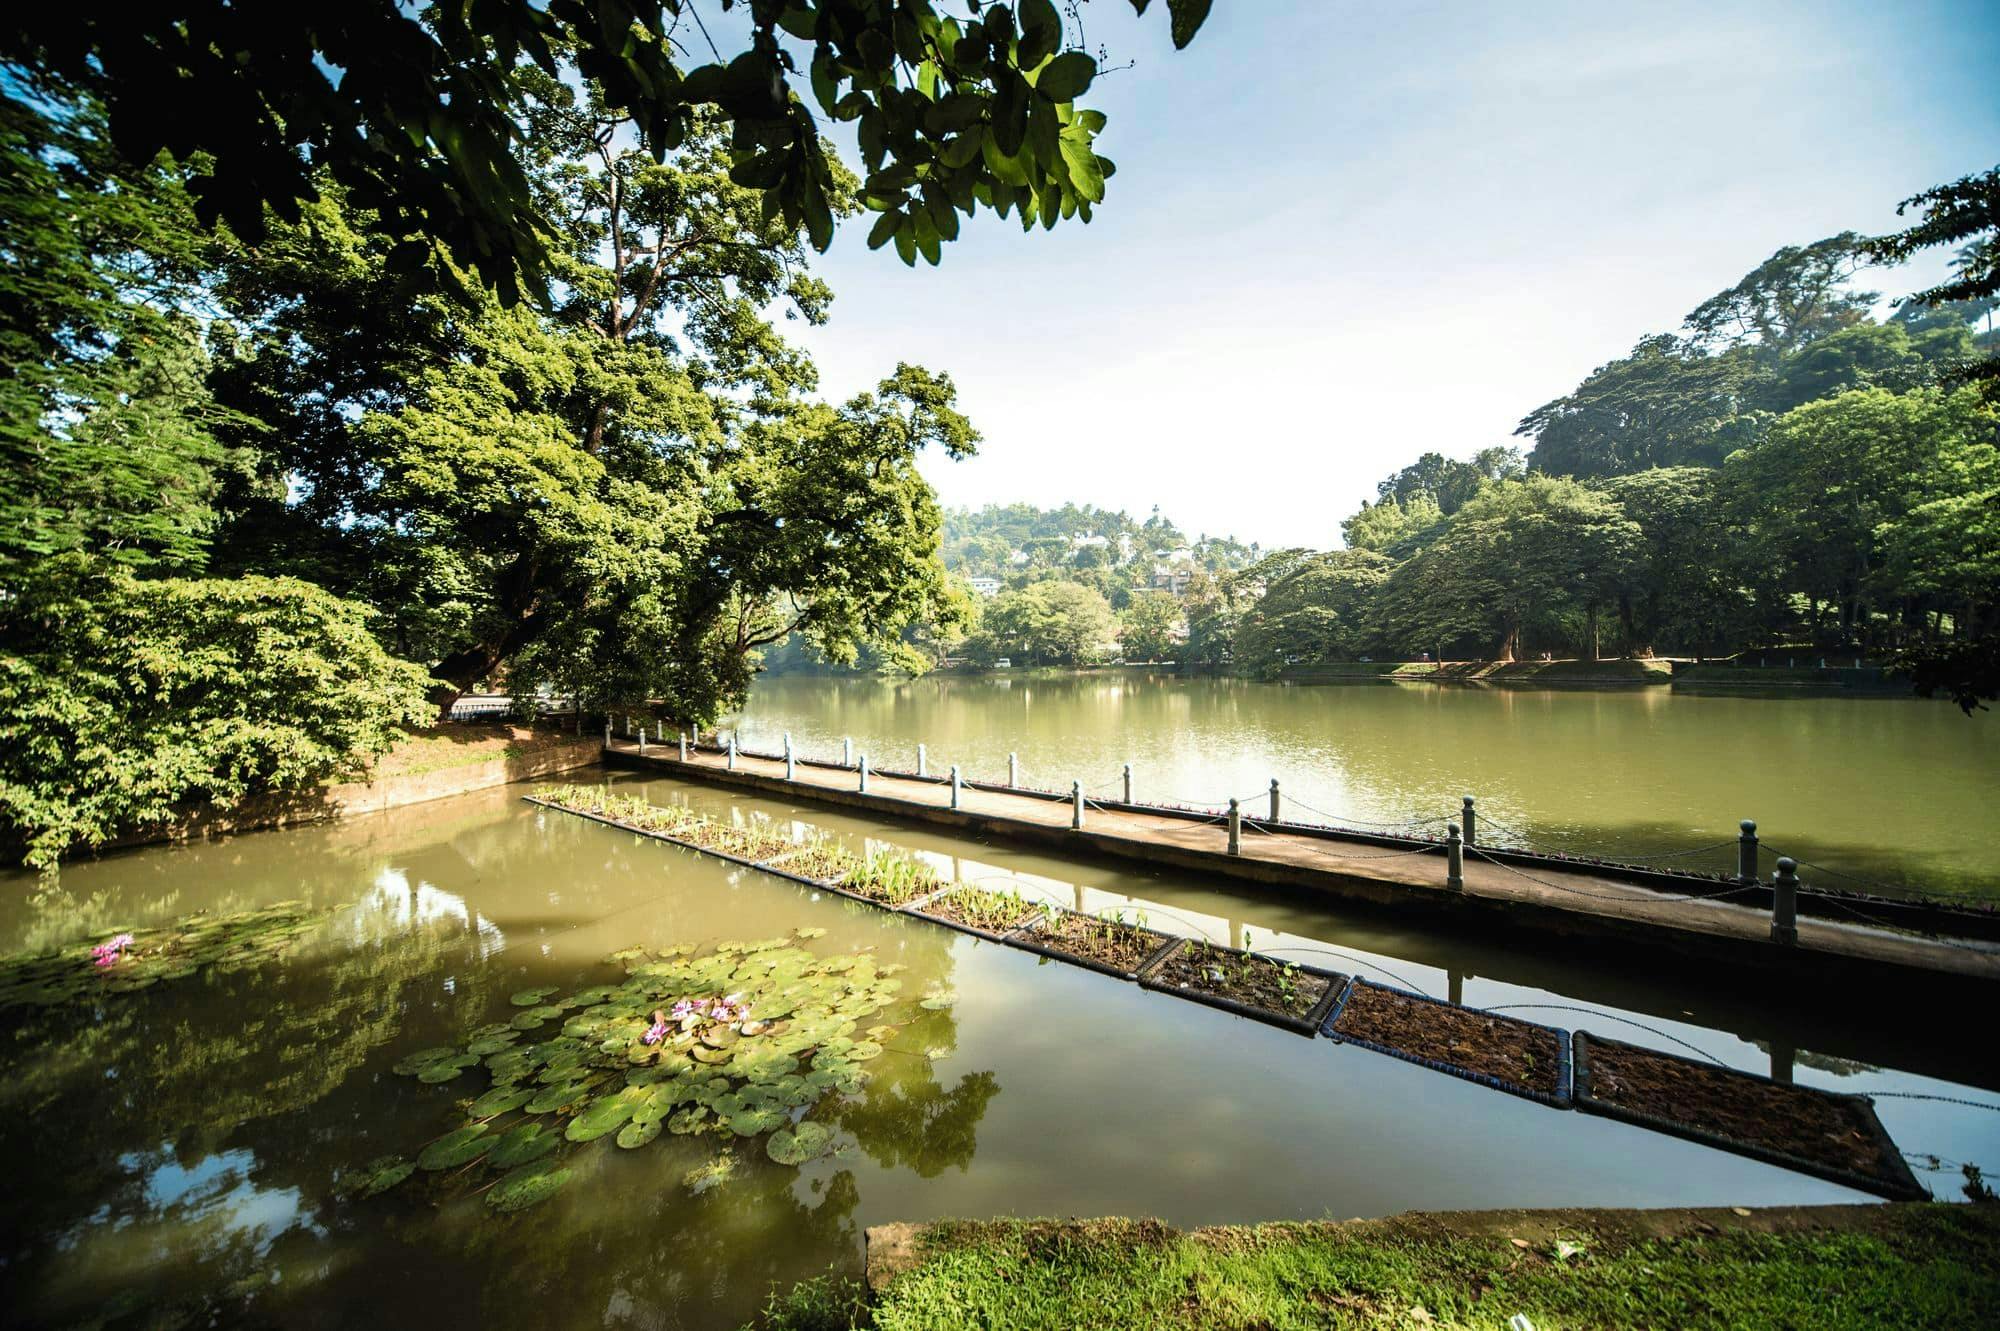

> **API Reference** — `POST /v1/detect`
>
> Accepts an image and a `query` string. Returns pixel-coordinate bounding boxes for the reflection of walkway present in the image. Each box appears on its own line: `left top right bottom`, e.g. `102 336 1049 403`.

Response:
610 741 2000 991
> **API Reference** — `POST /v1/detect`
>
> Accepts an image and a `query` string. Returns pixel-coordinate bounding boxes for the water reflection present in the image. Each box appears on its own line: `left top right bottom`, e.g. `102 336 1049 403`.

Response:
0 775 1993 1330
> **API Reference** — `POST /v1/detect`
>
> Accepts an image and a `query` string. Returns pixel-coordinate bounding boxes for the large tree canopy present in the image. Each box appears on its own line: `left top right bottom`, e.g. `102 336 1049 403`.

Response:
0 1 1215 303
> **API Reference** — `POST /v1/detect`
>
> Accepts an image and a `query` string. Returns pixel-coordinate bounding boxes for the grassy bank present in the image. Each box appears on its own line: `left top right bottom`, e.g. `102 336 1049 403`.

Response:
753 1204 1999 1330
370 722 590 780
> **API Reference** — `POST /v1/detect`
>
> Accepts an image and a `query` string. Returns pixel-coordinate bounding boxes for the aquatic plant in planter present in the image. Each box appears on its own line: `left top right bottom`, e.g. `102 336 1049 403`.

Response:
1012 905 1179 980
1139 937 1345 1035
349 931 907 1213
839 849 944 906
775 835 861 884
909 884 1041 940
0 902 340 1007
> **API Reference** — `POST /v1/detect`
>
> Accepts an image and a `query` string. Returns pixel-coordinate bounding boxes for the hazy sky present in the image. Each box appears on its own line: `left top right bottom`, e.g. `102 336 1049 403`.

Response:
774 0 2000 548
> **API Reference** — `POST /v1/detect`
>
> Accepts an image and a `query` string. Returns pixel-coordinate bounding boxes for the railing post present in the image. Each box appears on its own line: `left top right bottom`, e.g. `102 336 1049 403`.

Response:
859 755 869 793
1461 795 1476 846
1071 780 1083 830
1737 820 1758 885
1771 857 1799 945
950 765 962 810
1007 752 1018 788
1446 823 1465 891
1122 762 1132 805
1269 779 1281 824
603 719 612 746
842 737 853 769
679 731 688 762
726 734 737 770
917 743 927 779
638 726 647 754
784 732 795 781
1227 799 1241 855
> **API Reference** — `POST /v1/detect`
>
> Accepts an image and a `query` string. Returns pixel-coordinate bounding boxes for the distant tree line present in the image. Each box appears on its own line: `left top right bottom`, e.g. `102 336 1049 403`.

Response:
1214 192 1998 706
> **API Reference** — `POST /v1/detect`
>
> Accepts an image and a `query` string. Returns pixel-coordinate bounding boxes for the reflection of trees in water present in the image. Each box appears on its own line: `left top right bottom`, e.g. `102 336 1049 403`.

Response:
831 1006 999 1178
0 914 497 1322
4 849 1010 1330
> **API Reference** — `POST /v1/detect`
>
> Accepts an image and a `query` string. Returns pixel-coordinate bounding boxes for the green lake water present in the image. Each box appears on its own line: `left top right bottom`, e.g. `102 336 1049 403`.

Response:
728 673 2000 901
3 676 1997 1327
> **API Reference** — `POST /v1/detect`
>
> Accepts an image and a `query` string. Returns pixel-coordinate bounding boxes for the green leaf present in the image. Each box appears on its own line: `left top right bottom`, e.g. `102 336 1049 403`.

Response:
485 1122 561 1169
766 1121 834 1166
1168 0 1214 49
1037 51 1096 102
417 1124 492 1171
485 1160 572 1213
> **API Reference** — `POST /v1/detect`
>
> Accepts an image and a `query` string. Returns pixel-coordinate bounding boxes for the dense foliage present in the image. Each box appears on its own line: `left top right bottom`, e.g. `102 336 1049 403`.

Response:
0 561 432 869
0 23 1058 862
1209 215 2000 690
1 1 1213 303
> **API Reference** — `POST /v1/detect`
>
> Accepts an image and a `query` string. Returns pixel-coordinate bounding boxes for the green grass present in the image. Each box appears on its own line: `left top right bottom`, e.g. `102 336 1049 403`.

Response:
749 1206 2000 1330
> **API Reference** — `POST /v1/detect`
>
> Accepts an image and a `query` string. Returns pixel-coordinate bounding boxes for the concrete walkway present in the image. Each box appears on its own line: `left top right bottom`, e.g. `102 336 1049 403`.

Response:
602 740 2000 992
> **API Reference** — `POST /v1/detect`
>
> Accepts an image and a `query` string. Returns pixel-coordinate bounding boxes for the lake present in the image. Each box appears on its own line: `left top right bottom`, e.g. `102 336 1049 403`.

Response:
727 672 2000 902
3 731 1996 1327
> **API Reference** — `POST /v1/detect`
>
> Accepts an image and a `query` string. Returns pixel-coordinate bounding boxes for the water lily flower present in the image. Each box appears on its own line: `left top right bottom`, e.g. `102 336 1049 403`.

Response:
642 1009 669 1046
91 933 136 967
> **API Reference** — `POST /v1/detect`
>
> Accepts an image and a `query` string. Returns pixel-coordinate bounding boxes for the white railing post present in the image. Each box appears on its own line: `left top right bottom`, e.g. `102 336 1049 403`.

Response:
858 755 870 793
726 734 737 770
917 743 927 778
784 732 795 781
842 737 853 768
1071 780 1083 830
679 731 688 761
1269 779 1281 824
1007 752 1018 788
1227 799 1241 855
950 765 962 810
1123 763 1132 804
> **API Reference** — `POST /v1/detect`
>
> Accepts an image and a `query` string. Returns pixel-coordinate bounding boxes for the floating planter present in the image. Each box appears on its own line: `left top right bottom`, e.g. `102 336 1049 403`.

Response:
1571 1033 1923 1200
1325 981 1573 1107
904 884 1044 942
1006 906 1180 981
0 902 340 1008
1137 939 1347 1036
346 931 907 1214
839 849 945 907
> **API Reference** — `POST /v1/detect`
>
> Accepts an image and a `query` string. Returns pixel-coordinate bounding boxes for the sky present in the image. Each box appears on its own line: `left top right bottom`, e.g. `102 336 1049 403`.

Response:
770 0 2000 549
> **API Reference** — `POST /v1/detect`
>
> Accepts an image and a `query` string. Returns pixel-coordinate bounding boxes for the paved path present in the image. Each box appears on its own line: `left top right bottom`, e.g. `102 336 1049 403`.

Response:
603 740 2000 987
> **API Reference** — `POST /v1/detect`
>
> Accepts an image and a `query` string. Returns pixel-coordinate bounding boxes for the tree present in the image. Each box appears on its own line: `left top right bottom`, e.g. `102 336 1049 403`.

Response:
1682 232 1878 359
210 85 976 721
1721 386 1991 644
2 1 1214 303
1371 447 1521 515
0 96 236 583
967 580 1115 666
1341 492 1443 556
1760 321 1972 414
1518 335 1764 478
1117 590 1181 662
1867 167 2000 399
1232 550 1390 675
1374 476 1642 660
1596 467 1754 654
0 558 433 870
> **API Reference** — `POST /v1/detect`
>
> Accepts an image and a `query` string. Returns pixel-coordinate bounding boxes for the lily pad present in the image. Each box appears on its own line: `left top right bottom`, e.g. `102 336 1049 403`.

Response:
510 986 560 1007
564 1090 641 1143
486 1122 561 1169
766 1122 834 1166
469 1086 535 1118
485 1160 572 1214
417 1124 492 1171
343 1156 414 1199
615 1119 662 1149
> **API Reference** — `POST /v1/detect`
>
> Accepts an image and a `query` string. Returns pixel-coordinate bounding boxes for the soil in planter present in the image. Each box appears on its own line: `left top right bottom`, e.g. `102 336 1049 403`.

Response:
1581 1037 1899 1184
1148 943 1332 1022
1334 983 1562 1096
917 886 1042 935
1027 911 1172 974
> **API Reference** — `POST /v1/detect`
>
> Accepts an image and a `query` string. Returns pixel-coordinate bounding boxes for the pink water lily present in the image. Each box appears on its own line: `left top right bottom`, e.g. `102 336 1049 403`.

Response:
91 933 135 968
641 1009 669 1046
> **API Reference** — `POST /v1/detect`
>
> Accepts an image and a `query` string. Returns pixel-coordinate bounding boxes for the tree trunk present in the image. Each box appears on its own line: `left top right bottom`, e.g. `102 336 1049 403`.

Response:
1498 616 1519 662
1587 603 1601 662
1617 592 1636 657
